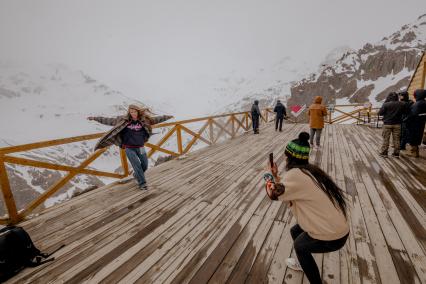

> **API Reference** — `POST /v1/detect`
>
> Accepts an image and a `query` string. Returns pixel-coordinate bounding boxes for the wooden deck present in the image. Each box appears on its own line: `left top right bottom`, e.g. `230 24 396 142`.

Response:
7 124 426 284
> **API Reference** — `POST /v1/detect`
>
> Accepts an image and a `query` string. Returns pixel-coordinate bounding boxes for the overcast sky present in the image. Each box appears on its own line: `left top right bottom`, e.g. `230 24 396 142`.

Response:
1 0 425 116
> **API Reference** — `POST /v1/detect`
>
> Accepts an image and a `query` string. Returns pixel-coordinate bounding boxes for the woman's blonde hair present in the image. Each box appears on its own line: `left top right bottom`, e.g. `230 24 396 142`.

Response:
127 104 154 126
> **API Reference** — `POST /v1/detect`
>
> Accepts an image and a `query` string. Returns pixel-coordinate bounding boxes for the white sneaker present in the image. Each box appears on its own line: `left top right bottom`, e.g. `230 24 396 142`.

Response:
286 258 303 271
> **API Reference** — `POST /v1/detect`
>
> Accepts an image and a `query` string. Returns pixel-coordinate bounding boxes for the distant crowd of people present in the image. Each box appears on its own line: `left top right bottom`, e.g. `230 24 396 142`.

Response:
251 89 426 157
251 96 328 148
379 89 426 158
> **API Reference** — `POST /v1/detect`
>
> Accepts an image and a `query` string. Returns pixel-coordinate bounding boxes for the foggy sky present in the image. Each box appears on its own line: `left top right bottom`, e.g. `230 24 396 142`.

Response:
1 0 425 116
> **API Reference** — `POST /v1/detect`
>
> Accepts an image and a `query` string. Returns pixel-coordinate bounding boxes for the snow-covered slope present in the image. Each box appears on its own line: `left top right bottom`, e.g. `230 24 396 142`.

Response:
0 62 140 142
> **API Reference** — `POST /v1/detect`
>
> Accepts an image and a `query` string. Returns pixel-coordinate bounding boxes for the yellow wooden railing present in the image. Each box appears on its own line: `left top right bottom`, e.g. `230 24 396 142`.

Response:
326 104 380 125
0 108 275 224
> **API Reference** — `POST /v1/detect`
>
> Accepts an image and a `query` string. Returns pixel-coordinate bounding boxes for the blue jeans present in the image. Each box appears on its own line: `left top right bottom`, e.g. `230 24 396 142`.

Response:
310 128 322 146
125 147 148 186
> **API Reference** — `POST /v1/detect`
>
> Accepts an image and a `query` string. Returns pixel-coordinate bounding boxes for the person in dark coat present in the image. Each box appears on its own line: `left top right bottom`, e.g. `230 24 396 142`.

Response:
399 91 414 150
273 100 287 132
404 89 426 157
251 100 264 134
378 92 407 157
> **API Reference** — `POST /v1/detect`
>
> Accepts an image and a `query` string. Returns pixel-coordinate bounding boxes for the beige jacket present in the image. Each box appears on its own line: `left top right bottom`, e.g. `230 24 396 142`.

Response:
308 96 328 129
278 168 349 241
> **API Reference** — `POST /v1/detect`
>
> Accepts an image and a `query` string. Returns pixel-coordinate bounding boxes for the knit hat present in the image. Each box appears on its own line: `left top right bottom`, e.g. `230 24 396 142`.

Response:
285 132 310 160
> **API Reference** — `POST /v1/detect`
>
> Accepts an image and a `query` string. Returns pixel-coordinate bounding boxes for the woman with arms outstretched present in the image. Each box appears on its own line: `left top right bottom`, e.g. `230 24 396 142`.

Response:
88 104 173 190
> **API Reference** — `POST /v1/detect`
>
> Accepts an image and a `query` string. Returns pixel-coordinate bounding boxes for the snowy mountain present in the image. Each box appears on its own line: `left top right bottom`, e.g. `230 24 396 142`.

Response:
218 14 426 116
288 14 426 110
319 46 354 67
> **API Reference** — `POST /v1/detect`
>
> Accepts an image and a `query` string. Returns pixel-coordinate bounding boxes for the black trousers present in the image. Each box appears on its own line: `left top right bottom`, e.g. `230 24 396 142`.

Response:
252 115 259 133
290 224 348 284
400 122 410 149
275 117 284 131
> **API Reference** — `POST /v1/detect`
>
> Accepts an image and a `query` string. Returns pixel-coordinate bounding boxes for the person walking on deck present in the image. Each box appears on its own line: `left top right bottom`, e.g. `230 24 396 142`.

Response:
308 96 327 147
88 104 173 190
264 132 349 284
404 89 426 158
378 92 408 157
399 91 414 150
273 100 287 132
251 100 264 134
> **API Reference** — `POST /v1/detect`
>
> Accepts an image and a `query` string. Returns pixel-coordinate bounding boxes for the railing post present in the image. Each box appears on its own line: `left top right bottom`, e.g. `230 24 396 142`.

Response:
231 115 235 138
368 105 372 123
120 148 129 177
209 119 214 144
176 125 183 154
245 113 249 130
0 155 20 224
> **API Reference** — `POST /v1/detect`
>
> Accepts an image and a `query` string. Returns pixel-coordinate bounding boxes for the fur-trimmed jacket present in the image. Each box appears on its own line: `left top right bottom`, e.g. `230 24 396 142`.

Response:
92 115 173 150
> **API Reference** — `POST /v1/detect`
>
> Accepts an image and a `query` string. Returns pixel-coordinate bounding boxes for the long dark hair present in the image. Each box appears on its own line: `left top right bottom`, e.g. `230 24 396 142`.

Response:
285 153 348 218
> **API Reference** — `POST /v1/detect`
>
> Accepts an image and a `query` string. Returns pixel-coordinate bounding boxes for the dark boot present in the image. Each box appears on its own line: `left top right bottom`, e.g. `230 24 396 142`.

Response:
379 151 388 157
408 145 419 158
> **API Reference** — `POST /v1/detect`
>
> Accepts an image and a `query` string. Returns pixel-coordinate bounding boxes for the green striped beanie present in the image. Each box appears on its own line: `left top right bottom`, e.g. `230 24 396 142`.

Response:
285 132 310 160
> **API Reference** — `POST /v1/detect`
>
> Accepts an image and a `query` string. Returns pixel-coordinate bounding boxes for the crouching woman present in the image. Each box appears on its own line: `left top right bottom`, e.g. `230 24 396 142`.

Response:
265 132 349 284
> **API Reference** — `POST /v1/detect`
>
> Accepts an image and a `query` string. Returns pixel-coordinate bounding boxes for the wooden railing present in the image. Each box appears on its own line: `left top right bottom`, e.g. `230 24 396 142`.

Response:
0 109 275 224
326 104 380 125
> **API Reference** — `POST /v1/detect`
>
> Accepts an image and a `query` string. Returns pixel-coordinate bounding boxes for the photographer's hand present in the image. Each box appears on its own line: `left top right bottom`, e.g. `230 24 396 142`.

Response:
270 162 281 183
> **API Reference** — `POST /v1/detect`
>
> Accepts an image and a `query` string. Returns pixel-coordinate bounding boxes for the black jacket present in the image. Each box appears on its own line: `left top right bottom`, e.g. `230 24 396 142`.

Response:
378 100 408 125
273 102 287 118
406 90 426 145
251 104 261 117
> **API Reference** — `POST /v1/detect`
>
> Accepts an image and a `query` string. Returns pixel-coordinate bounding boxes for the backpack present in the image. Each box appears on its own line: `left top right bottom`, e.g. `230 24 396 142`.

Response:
0 226 60 281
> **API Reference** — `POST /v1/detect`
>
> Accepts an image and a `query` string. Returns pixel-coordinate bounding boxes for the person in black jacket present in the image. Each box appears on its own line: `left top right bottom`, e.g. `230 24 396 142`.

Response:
273 100 287 132
404 89 426 157
251 100 264 134
378 92 408 157
399 91 414 150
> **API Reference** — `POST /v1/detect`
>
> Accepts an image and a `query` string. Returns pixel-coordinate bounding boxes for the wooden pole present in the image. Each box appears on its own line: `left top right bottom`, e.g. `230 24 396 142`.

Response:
176 125 183 155
231 115 235 138
209 119 214 144
2 155 123 179
0 156 20 224
120 148 129 177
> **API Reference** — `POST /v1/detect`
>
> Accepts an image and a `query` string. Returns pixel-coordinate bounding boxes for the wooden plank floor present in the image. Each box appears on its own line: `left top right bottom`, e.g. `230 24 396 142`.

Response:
7 124 426 284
